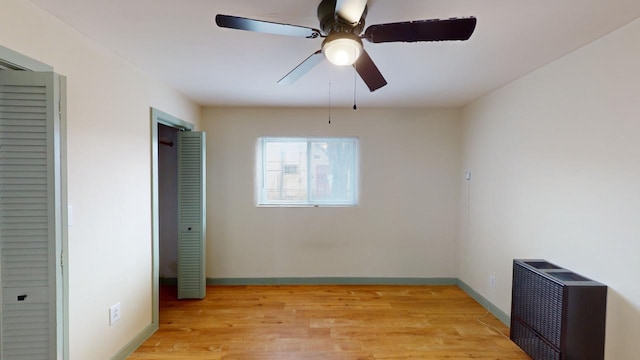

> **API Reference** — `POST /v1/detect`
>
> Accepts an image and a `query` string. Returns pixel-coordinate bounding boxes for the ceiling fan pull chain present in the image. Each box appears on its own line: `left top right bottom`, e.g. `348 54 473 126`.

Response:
328 81 332 124
353 63 358 110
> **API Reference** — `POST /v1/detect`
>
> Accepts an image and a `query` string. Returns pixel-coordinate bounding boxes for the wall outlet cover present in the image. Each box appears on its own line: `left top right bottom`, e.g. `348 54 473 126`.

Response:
109 302 121 325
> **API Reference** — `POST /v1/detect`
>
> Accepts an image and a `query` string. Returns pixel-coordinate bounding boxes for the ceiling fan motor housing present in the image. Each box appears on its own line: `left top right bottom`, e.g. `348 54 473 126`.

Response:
317 0 367 35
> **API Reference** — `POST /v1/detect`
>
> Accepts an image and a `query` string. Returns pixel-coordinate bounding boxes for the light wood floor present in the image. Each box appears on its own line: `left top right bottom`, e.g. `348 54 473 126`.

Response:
127 285 530 359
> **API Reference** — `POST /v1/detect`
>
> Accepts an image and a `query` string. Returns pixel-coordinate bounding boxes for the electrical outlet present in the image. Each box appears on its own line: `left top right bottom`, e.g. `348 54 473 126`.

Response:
109 302 121 325
489 275 496 288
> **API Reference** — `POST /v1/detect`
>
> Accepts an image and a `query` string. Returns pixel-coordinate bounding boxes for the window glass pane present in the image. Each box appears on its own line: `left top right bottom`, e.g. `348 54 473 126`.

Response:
309 139 356 204
264 140 308 202
259 137 357 206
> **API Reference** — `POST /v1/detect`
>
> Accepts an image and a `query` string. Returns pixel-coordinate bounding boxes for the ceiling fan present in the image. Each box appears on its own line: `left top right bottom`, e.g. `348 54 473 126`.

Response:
216 0 476 92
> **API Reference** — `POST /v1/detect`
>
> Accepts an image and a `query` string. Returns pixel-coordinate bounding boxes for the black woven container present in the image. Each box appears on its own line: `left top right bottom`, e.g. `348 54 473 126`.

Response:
510 259 607 360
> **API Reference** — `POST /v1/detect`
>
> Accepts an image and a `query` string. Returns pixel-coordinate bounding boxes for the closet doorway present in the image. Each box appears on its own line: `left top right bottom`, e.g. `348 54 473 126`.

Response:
150 108 206 327
158 124 179 284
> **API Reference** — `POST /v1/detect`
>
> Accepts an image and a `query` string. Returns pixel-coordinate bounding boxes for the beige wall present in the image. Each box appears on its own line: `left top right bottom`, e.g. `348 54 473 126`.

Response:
460 17 640 360
1 0 200 359
4 0 640 358
203 107 461 279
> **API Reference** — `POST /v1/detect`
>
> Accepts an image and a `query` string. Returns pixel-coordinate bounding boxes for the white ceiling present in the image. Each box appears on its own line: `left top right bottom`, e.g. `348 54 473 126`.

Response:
28 0 640 108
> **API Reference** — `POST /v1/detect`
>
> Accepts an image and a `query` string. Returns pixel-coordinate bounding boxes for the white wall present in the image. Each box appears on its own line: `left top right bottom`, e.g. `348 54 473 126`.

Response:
1 0 200 359
203 107 461 279
460 17 640 360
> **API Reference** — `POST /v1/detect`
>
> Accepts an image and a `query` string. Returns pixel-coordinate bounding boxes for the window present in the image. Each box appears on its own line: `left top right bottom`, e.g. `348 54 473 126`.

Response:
257 137 358 206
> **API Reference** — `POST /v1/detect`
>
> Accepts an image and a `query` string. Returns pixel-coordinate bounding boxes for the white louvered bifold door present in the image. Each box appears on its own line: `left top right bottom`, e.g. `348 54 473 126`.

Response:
0 71 61 359
177 131 206 299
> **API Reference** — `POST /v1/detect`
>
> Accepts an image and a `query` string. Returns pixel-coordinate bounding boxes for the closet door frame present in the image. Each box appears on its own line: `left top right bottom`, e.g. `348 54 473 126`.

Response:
0 45 68 360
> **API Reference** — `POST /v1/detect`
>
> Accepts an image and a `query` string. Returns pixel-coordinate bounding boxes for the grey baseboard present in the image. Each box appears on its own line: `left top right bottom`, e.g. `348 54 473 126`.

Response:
457 279 510 326
109 322 158 360
206 277 458 286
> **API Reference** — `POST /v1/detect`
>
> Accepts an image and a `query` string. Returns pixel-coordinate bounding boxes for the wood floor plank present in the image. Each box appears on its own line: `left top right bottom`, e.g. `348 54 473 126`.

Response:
127 285 529 360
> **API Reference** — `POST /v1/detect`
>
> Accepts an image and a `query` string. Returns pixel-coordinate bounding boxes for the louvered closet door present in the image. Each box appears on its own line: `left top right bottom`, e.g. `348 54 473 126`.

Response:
177 131 206 299
0 71 61 359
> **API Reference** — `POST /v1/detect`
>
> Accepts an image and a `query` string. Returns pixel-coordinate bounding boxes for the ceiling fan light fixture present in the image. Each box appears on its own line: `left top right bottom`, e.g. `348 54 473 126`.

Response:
322 33 363 66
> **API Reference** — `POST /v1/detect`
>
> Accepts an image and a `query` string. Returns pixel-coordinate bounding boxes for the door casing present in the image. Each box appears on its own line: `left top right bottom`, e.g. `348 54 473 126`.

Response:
150 108 195 321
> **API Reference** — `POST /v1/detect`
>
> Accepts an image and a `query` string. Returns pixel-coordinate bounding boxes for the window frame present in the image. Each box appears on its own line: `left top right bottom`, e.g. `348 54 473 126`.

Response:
256 136 359 207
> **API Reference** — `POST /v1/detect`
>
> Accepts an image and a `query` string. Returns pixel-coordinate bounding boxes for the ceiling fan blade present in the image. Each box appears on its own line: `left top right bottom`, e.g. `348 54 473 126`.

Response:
215 14 321 39
353 50 387 92
335 0 368 24
278 50 325 85
364 17 477 43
